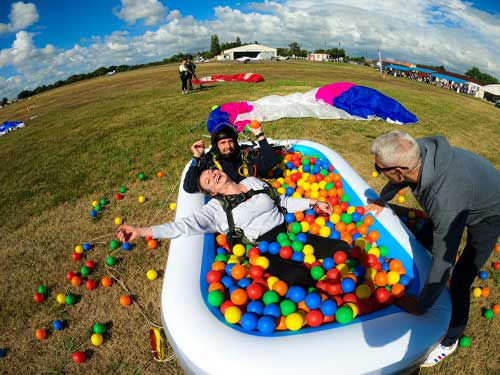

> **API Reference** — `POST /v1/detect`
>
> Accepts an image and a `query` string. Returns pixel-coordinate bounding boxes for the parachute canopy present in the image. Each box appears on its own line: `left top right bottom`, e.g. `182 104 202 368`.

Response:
193 73 264 85
207 82 418 133
0 121 25 136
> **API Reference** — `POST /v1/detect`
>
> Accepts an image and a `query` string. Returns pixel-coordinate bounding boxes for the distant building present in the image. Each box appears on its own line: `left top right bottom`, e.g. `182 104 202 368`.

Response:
219 44 277 60
307 52 330 62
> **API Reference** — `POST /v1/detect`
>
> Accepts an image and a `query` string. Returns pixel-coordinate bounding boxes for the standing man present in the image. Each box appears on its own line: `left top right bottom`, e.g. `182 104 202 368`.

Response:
366 131 500 367
183 123 278 194
187 55 196 92
179 58 190 95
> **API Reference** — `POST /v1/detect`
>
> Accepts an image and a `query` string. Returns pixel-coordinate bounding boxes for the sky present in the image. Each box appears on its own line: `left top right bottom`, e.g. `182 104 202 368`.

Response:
0 0 499 99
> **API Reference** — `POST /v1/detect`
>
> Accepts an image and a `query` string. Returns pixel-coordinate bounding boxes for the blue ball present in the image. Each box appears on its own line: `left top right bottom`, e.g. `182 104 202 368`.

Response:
305 209 316 217
295 233 307 243
240 312 258 331
401 216 409 224
247 300 264 315
321 161 330 169
122 242 132 251
229 286 241 295
284 213 295 224
273 167 283 178
352 233 362 241
268 242 281 255
89 210 97 217
353 264 366 278
263 303 281 318
286 161 294 170
285 187 295 197
399 274 411 286
305 292 322 310
221 276 234 289
320 299 337 316
330 230 341 240
291 252 304 262
325 221 335 230
82 243 91 251
216 247 227 254
53 320 64 331
0 348 6 358
322 257 335 270
381 262 390 272
478 271 488 280
237 277 251 288
224 263 235 275
257 316 276 334
287 286 306 303
351 212 361 222
312 165 321 174
341 278 356 293
302 164 310 173
258 241 269 253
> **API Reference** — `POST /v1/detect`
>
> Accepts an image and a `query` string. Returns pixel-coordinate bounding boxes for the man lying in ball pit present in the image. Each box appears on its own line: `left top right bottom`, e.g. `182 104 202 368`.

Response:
117 169 349 286
366 130 500 367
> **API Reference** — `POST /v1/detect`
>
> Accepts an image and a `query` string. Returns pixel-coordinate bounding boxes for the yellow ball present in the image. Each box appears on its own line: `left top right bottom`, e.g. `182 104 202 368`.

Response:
169 202 177 211
310 190 319 199
365 267 378 281
336 263 349 276
114 217 123 225
277 187 286 195
330 213 340 224
92 200 99 207
277 177 285 184
224 306 242 324
367 247 380 257
345 302 359 318
303 254 316 264
315 217 326 227
292 192 302 198
91 333 103 346
302 244 314 255
310 183 319 192
354 238 367 249
300 221 310 233
227 258 240 265
355 284 372 300
138 195 146 204
387 271 401 285
267 276 279 290
301 173 310 181
255 256 270 270
74 245 84 254
318 181 327 190
146 270 158 280
372 171 379 178
56 293 66 304
319 226 331 238
347 206 356 214
232 244 246 257
398 196 405 203
284 169 291 177
285 312 304 331
472 287 482 298
302 182 311 191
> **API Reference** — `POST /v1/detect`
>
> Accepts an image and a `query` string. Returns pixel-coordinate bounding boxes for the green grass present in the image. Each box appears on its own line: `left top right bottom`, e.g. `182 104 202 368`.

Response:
0 60 499 374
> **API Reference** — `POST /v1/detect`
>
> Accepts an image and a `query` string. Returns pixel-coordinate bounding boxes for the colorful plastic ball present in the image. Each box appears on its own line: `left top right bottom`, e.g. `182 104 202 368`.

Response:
481 287 490 298
310 266 325 281
478 271 488 280
80 266 90 276
207 290 224 307
280 299 297 316
119 186 127 194
247 301 264 316
56 293 66 304
263 303 281 318
114 193 123 200
230 289 248 306
224 306 242 324
93 323 105 334
35 328 47 340
262 290 280 305
375 287 391 304
142 269 157 281
89 333 104 346
65 294 76 305
483 308 494 319
397 196 405 203
34 292 44 303
101 276 113 287
106 255 116 266
138 172 146 181
240 312 259 331
341 278 356 293
109 240 119 250
285 312 304 331
304 293 321 309
71 276 82 287
459 335 471 348
72 351 86 363
122 242 132 251
82 242 91 251
472 287 482 298
494 261 500 270
306 310 324 327
287 286 306 303
255 256 270 269
71 252 82 261
94 204 101 212
257 315 276 334
335 305 353 324
85 279 97 291
147 239 158 249
114 217 123 225
89 209 97 217
53 320 64 331
119 295 132 306
319 300 337 316
138 195 146 204
232 244 245 257
85 260 96 269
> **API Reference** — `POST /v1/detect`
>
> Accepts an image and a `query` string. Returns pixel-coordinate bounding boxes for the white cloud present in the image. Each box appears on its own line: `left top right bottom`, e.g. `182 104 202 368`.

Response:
0 0 499 99
0 2 39 34
114 0 166 25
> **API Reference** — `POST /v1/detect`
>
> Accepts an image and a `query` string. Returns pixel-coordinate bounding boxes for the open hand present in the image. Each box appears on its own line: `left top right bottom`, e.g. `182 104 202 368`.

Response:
116 224 148 243
191 140 205 158
365 198 386 217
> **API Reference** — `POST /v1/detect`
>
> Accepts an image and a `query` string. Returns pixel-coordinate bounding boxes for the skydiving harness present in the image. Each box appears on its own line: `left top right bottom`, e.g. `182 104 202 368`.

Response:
210 147 258 178
215 185 287 248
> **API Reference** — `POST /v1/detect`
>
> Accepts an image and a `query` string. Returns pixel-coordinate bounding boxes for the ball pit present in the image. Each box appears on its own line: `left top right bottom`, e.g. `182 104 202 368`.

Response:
161 140 452 374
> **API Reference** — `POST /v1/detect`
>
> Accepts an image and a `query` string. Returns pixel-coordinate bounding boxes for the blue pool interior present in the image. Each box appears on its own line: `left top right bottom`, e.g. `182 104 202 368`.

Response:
199 143 421 336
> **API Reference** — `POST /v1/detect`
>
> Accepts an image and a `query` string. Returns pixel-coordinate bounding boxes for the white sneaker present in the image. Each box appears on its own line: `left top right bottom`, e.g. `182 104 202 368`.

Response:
420 340 458 367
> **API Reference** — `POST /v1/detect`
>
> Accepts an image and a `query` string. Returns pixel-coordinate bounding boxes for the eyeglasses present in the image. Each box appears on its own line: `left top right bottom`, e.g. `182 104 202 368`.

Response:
374 163 409 173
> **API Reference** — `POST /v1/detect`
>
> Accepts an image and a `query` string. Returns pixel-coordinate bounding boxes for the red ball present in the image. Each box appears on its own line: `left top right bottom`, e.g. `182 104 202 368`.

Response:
34 292 44 303
247 247 260 258
279 246 293 259
66 271 76 282
72 351 86 363
315 174 323 182
333 251 347 265
494 261 500 271
85 260 96 269
342 293 358 305
290 173 301 183
374 287 391 304
304 214 316 225
325 268 340 281
349 246 363 260
145 236 153 242
246 283 264 300
364 254 379 268
85 279 97 291
115 193 123 200
309 157 316 165
355 206 366 216
327 196 339 206
306 310 324 327
334 180 343 189
206 270 221 284
219 300 234 315
292 159 301 168
357 299 373 315
326 281 342 296
249 265 264 280
339 201 348 212
71 252 82 261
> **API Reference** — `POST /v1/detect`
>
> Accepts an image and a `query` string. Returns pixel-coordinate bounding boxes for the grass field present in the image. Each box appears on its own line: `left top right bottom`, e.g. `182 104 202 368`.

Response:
0 60 499 374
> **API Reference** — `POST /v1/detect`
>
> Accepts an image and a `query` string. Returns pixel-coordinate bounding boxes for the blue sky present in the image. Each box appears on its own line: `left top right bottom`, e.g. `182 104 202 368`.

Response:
0 0 499 98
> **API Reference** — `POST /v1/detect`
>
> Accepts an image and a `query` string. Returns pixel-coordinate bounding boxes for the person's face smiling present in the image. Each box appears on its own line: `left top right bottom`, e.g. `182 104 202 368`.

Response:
199 169 228 196
217 138 235 156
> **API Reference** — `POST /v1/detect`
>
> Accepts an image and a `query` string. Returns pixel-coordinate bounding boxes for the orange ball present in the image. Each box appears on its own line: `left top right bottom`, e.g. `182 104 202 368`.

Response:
230 289 248 305
120 295 132 306
368 230 380 242
231 264 247 280
272 280 289 297
391 283 405 298
216 234 227 246
492 304 500 314
495 244 500 253
309 223 320 235
71 276 82 287
295 211 305 222
211 261 226 272
208 282 225 293
363 215 374 226
156 171 165 178
389 259 403 273
275 315 288 331
334 222 346 233
481 287 490 298
250 120 261 129
357 223 368 235
101 276 113 287
35 328 47 340
374 271 388 287
147 239 158 249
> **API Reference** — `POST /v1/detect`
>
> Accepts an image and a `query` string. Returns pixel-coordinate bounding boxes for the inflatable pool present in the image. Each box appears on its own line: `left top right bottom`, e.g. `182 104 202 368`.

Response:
160 139 451 374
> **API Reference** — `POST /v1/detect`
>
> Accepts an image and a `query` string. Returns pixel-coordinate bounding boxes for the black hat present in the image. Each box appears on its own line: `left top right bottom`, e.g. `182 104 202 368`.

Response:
211 125 239 156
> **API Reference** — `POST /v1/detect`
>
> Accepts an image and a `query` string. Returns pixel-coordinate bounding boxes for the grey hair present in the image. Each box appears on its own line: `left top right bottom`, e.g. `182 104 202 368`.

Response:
370 131 421 167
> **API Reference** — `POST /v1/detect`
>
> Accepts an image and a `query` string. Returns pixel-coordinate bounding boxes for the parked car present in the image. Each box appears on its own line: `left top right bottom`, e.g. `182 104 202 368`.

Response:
495 100 500 108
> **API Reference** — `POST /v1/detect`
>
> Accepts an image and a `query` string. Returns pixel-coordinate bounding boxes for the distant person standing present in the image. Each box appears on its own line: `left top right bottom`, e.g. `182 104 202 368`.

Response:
179 58 190 95
187 55 196 91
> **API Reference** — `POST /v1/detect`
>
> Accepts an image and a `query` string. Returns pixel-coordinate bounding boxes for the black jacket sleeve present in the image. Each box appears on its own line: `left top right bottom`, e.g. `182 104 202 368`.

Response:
183 163 201 193
251 138 278 175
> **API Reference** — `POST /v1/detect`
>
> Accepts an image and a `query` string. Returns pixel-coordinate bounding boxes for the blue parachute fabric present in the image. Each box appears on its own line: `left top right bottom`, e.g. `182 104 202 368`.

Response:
333 86 418 124
207 107 231 133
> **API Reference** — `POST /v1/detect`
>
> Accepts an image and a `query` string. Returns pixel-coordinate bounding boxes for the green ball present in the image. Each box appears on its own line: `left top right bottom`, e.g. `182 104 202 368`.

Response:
119 186 126 193
106 256 116 266
94 204 101 212
93 323 105 334
65 294 76 305
325 182 334 191
279 239 291 247
355 221 363 228
214 254 228 262
37 285 47 295
345 258 357 269
311 266 325 280
211 105 219 110
99 198 107 205
207 290 224 307
138 172 145 181
320 169 328 177
302 158 310 166
364 242 372 251
276 233 288 243
340 194 350 203
291 241 304 252
290 222 302 234
378 245 389 257
262 291 279 305
483 308 494 320
287 232 296 241
340 213 352 224
243 125 250 133
335 305 353 324
80 266 90 276
280 299 297 316
459 335 471 348
109 240 119 250
245 244 253 251
385 285 391 291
